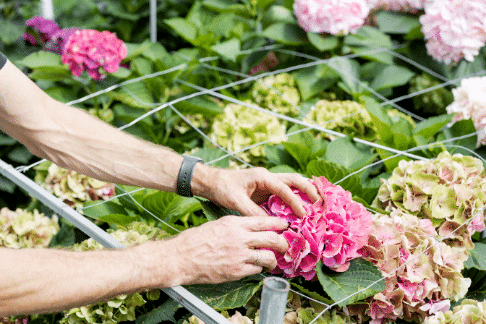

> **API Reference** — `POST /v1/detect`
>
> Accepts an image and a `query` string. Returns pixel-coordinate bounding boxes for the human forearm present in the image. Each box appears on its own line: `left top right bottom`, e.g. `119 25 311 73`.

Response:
0 244 180 316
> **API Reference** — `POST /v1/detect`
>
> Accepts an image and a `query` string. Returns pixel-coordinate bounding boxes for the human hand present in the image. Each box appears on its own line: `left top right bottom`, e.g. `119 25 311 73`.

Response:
164 216 289 285
192 166 320 218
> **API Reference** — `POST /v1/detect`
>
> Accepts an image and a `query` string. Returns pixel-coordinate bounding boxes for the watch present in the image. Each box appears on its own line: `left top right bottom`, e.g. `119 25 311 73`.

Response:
176 155 204 197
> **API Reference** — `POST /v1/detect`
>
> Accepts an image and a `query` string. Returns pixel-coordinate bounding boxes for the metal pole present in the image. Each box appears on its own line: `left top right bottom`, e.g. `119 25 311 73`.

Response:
0 159 231 324
259 277 290 324
150 0 157 42
40 0 55 20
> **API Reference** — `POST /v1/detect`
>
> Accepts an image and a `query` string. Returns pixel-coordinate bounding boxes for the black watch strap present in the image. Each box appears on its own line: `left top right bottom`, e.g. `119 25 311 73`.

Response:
176 155 204 197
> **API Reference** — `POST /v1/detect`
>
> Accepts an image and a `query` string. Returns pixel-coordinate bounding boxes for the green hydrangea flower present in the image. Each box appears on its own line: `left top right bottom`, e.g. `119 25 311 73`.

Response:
209 101 287 165
36 162 115 209
409 73 454 116
251 73 301 117
303 99 378 141
0 208 59 249
372 151 486 249
424 299 486 324
184 312 252 324
60 223 169 324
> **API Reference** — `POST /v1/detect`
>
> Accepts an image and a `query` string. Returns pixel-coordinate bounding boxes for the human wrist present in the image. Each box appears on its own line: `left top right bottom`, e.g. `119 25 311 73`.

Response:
190 163 217 199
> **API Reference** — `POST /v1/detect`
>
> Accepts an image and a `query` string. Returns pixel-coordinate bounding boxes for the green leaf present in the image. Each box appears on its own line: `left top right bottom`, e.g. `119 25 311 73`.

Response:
413 114 453 140
28 66 72 81
49 221 75 247
326 58 362 95
165 18 198 43
343 26 394 64
306 160 364 198
290 282 332 305
282 142 311 170
7 146 33 164
82 201 127 220
136 299 178 324
111 67 131 79
98 214 137 226
172 96 224 115
307 33 339 52
317 259 385 306
125 41 153 61
132 57 153 76
211 38 241 62
17 51 63 68
375 11 421 34
142 192 201 220
370 65 415 91
109 82 154 108
294 65 340 100
269 165 299 173
324 137 375 171
0 134 17 146
261 23 307 45
185 276 263 310
363 97 393 144
0 20 23 45
262 5 296 25
198 198 241 221
465 243 486 270
191 148 229 169
0 176 16 194
264 145 298 168
142 42 169 62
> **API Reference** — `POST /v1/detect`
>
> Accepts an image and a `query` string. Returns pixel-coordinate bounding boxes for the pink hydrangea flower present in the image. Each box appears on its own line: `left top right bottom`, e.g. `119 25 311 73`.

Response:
261 176 373 280
23 16 59 45
62 29 128 81
420 0 486 65
293 0 370 35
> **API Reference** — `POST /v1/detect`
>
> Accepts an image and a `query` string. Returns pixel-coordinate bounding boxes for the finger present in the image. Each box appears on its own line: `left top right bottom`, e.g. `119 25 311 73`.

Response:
246 232 289 254
262 176 308 218
280 173 320 203
234 194 272 217
246 249 277 270
241 216 289 232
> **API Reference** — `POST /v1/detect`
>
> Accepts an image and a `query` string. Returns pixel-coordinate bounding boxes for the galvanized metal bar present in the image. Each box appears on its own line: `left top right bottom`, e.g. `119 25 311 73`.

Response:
40 0 55 20
150 0 157 42
0 159 231 324
259 277 290 324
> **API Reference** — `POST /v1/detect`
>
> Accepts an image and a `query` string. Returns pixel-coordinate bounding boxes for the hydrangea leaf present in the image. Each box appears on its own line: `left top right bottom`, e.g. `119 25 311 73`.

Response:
375 11 421 35
164 18 198 43
264 144 299 169
82 201 127 220
294 65 339 100
317 259 385 307
135 299 178 324
282 142 311 170
413 114 454 140
324 137 375 171
211 38 241 62
17 51 62 68
305 160 362 198
290 282 332 305
172 96 224 116
464 242 486 271
307 33 339 52
261 22 307 45
198 198 242 221
269 165 300 174
191 148 229 169
142 191 201 221
97 214 137 226
185 275 262 310
370 65 415 92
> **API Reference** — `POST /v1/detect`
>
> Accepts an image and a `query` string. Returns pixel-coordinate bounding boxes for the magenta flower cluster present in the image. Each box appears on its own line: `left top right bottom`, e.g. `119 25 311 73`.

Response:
23 16 60 46
61 29 128 81
261 176 373 280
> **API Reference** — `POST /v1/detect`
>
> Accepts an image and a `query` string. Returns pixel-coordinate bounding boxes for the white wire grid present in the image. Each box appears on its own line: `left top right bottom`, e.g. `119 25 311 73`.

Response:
15 43 486 323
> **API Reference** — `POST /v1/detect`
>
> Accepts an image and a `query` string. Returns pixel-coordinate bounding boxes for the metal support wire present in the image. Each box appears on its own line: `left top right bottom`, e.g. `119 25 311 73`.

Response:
40 0 55 20
0 159 231 324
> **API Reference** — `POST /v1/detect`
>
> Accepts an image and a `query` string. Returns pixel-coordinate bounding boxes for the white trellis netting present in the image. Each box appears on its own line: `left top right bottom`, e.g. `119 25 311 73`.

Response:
10 6 486 322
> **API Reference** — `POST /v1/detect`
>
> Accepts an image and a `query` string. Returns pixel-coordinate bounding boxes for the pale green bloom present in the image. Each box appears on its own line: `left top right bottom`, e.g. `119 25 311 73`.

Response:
373 151 486 249
60 223 168 324
209 101 287 164
251 73 300 117
37 162 115 209
0 208 59 249
424 299 486 324
303 99 377 141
